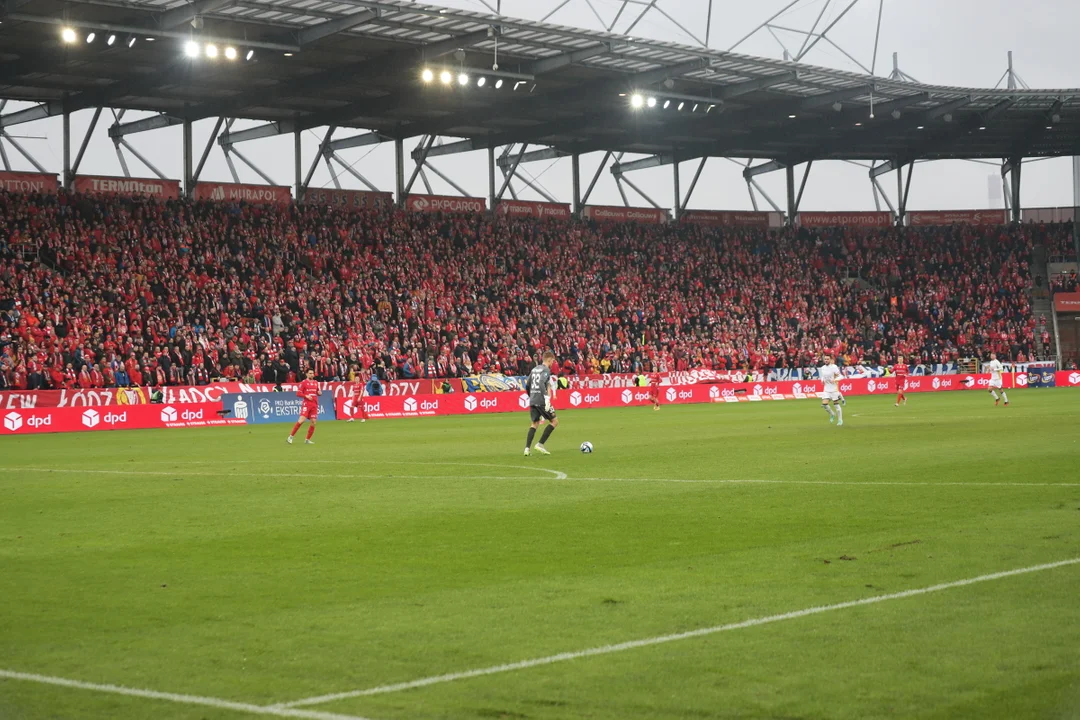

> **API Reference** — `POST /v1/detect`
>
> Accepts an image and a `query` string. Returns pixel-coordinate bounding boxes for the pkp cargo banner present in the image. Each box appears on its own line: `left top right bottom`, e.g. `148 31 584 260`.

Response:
74 175 181 199
0 403 241 435
496 199 572 220
0 171 59 194
193 182 292 204
303 188 394 208
222 392 338 424
406 194 486 214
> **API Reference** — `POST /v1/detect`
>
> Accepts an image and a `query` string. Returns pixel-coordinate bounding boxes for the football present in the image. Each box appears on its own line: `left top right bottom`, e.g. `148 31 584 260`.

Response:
580 441 594 454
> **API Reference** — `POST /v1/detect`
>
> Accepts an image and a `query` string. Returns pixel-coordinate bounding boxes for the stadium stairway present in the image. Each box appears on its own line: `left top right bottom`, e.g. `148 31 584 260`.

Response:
1030 243 1056 361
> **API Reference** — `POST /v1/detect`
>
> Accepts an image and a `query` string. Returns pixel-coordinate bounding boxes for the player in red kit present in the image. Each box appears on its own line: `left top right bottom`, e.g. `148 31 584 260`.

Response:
648 371 662 411
893 355 909 407
288 369 321 444
346 366 367 423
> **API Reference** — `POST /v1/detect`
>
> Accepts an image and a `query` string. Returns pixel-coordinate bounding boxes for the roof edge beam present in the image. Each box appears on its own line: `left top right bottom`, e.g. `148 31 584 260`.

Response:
421 137 478 159
496 146 568 170
299 9 380 46
719 70 799 99
420 28 495 62
218 121 295 145
801 84 875 109
108 113 183 138
0 99 62 130
528 42 619 75
158 0 234 29
744 159 786 178
326 131 392 152
924 95 974 121
611 153 675 174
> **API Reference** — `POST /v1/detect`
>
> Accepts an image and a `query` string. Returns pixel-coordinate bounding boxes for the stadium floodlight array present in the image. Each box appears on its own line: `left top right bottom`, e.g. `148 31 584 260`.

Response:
420 67 535 89
61 26 253 60
627 93 717 113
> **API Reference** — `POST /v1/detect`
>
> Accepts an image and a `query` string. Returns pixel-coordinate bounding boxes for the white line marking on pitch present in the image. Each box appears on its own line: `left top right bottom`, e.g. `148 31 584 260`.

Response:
155 459 569 481
0 669 378 720
279 557 1080 708
0 467 1073 488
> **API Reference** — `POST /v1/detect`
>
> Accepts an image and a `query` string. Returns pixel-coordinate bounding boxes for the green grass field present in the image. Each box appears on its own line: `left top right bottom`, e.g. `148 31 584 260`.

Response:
1 389 1079 720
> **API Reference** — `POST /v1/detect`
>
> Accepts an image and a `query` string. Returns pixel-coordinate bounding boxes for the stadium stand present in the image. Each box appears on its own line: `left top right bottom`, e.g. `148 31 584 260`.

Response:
0 190 1070 391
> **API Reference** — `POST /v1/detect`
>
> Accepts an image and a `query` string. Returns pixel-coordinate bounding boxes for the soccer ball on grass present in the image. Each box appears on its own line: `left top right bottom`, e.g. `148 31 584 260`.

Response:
580 441 594 454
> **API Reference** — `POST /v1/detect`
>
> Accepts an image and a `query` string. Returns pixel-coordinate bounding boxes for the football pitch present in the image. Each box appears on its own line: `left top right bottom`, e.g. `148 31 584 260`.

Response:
1 389 1079 720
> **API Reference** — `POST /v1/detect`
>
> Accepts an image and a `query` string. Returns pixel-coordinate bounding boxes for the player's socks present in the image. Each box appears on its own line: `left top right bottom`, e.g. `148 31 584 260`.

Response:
990 390 999 402
823 404 835 422
525 427 537 450
290 422 302 437
835 406 843 426
539 424 555 445
306 425 315 440
1001 392 1009 404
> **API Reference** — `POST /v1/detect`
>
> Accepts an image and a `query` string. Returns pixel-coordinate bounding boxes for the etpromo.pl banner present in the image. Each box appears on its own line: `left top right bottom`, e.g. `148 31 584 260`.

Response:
73 175 181 200
496 199 572 221
0 402 243 436
303 188 394 209
907 209 1008 226
797 211 894 228
0 171 59 194
405 194 486 214
222 392 337 424
680 210 775 227
0 379 437 409
582 205 670 224
193 182 292 204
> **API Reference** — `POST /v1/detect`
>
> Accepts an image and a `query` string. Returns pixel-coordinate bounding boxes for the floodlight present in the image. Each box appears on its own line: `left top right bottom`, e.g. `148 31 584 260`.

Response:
224 46 237 60
440 70 452 85
61 27 77 43
458 72 469 85
107 34 116 46
127 36 137 48
205 43 218 58
646 97 656 108
494 79 503 89
246 49 255 60
630 94 644 109
185 41 200 57
421 68 434 83
86 32 96 43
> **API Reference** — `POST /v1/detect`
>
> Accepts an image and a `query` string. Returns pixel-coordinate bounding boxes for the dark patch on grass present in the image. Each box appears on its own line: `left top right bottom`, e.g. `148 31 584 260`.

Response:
475 709 528 719
839 555 857 561
870 539 921 553
602 598 622 605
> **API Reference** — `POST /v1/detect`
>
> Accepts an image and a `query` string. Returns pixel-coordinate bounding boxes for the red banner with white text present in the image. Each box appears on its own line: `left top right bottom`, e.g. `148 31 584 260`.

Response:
1059 370 1080 387
1054 293 1080 312
496 199 572 221
798 211 893 228
303 188 394 209
907 209 1008 226
0 171 59 194
583 205 670 224
405 194 486 214
0 402 243 436
73 175 181 200
193 182 291 204
681 210 773 227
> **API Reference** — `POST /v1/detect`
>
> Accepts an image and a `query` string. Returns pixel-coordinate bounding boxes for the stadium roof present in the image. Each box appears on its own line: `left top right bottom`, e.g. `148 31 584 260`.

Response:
2 0 1080 165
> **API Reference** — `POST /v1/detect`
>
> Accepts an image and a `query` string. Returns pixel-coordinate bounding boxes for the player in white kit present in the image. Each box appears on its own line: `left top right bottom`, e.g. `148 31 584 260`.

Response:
818 354 844 426
985 352 1008 406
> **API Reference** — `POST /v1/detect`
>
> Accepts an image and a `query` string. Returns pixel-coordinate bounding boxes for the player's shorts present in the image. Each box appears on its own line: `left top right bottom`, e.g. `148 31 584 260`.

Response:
989 379 1003 389
896 378 908 390
648 387 660 398
819 390 841 402
300 403 319 419
529 404 556 423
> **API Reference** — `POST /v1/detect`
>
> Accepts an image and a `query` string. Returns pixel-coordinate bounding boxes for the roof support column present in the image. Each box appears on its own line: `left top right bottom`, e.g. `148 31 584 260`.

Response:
71 107 102 185
785 164 796 226
681 157 707 216
581 151 612 209
488 144 496 211
672 160 682 221
62 104 71 190
192 117 225 194
1004 157 1022 223
571 152 581 217
404 135 435 199
182 117 193 198
294 130 303 201
898 161 914 226
394 137 405 206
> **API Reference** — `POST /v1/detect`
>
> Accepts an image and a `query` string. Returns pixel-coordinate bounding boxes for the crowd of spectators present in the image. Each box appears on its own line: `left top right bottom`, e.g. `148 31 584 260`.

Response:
0 189 1062 391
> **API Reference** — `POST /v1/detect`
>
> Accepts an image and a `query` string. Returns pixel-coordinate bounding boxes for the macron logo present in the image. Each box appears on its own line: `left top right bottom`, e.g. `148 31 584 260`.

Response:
569 391 583 407
621 389 633 404
160 406 178 422
403 397 417 412
4 411 23 432
82 409 100 428
464 395 478 412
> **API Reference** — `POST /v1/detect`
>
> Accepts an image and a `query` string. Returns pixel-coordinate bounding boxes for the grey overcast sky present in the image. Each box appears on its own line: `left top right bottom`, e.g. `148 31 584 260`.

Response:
4 0 1080 212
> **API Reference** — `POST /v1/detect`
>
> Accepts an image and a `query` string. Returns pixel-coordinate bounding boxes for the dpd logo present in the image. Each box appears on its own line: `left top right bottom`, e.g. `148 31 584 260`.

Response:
403 397 418 412
4 411 23 431
932 377 941 390
709 386 720 400
665 387 678 402
160 406 178 422
464 396 478 412
518 393 530 409
1069 372 1080 386
569 391 583 407
791 383 803 395
82 409 100 428
866 380 877 393
621 389 633 404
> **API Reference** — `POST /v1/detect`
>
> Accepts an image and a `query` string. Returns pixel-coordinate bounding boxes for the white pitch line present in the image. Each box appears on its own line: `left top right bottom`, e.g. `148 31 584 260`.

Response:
152 459 569 481
0 669 377 720
0 467 1074 488
280 557 1080 708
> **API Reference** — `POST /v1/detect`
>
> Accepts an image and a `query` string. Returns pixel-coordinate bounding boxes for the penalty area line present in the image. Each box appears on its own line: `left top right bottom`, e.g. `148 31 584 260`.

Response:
0 669 378 720
279 556 1080 708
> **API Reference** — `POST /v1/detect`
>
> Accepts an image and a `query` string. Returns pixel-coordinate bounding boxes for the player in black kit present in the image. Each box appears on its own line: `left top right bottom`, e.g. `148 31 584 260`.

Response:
524 351 559 456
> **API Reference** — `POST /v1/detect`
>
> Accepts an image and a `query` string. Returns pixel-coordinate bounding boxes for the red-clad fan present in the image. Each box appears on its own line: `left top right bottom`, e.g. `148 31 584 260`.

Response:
347 366 367 423
288 369 321 444
893 355 910 407
648 370 662 411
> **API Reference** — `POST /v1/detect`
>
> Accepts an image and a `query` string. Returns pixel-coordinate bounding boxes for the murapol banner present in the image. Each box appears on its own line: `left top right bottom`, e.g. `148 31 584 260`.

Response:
222 392 338 424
